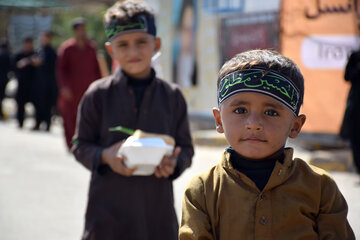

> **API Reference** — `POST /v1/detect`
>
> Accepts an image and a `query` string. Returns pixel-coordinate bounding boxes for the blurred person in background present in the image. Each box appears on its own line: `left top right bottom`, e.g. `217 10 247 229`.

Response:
0 39 12 120
56 18 101 150
342 48 360 178
13 36 37 128
32 31 58 131
172 0 197 87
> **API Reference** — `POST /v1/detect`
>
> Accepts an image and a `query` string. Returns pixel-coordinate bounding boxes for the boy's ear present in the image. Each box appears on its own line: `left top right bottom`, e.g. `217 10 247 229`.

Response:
154 37 161 52
105 42 113 56
212 107 224 133
289 114 306 138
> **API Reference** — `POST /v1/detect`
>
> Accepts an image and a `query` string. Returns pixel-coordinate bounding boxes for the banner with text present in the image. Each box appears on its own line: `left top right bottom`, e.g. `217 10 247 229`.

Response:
280 0 360 133
220 11 280 66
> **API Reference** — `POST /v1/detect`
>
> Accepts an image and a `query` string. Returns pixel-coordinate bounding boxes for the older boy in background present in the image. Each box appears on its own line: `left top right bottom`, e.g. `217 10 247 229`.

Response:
72 1 194 239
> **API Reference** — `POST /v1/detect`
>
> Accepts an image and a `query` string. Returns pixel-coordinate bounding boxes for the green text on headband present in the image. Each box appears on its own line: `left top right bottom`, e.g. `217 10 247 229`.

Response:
105 14 156 41
218 68 300 115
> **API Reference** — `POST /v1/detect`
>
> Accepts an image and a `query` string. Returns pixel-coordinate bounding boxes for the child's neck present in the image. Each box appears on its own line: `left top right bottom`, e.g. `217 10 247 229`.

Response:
228 147 285 191
75 38 86 49
123 69 154 82
230 147 285 162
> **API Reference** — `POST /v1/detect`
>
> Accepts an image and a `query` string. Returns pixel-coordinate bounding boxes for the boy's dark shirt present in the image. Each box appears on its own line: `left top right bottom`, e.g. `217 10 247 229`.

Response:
342 50 360 174
343 49 360 131
125 69 154 110
14 51 36 84
72 68 194 240
14 51 36 102
0 48 11 117
0 48 11 84
228 147 284 191
34 44 58 104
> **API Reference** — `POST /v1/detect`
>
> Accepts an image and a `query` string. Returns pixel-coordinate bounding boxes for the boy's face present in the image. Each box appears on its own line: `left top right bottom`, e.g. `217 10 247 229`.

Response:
73 24 87 40
23 40 33 53
41 33 51 46
213 92 306 159
106 32 161 79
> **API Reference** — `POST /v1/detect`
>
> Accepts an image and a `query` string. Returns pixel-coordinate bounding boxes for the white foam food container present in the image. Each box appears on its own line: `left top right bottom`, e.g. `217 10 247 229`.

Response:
118 136 174 175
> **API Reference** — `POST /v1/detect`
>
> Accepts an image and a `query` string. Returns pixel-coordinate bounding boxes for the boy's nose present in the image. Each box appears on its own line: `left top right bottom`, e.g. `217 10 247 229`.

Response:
245 114 263 131
128 45 139 55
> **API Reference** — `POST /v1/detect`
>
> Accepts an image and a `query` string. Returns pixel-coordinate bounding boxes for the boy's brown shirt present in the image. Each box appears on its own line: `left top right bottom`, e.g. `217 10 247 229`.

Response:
179 148 355 240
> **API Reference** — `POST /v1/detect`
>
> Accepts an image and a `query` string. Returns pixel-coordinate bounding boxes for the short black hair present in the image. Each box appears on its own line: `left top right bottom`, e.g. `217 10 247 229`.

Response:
71 17 86 30
42 30 54 38
104 0 155 26
23 36 33 43
217 49 305 106
0 38 8 49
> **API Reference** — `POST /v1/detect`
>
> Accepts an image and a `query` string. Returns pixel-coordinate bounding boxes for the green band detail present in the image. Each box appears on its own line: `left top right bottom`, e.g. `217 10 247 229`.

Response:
105 14 156 41
218 68 300 114
105 19 145 39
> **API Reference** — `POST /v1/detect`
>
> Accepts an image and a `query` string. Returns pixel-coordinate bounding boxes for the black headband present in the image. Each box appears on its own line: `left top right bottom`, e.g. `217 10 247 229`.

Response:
105 14 156 41
218 68 301 115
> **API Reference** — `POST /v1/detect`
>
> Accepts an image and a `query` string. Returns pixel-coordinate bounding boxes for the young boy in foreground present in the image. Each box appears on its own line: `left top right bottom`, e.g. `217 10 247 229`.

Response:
179 50 355 240
72 1 194 239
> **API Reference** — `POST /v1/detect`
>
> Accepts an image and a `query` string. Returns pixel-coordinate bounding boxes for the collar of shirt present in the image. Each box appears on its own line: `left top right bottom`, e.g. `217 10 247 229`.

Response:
227 147 285 169
124 69 155 87
112 67 157 89
222 148 295 192
227 147 285 191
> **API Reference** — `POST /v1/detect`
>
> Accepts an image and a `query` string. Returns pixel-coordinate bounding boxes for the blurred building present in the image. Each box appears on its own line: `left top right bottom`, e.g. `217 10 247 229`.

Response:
2 0 357 134
0 0 282 128
280 1 359 133
0 0 68 53
155 0 281 121
155 0 359 134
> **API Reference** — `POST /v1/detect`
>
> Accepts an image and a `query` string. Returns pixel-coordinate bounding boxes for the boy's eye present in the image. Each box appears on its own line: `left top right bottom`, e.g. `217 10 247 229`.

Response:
117 43 128 48
265 109 279 116
233 108 247 114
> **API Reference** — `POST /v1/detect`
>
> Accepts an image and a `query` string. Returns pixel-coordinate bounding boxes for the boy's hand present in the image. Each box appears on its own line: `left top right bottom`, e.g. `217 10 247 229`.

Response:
17 58 31 68
154 147 181 178
31 56 41 66
101 141 137 176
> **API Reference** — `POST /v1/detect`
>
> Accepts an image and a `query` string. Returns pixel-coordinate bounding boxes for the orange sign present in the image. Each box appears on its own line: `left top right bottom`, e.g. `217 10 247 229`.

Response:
280 0 360 133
